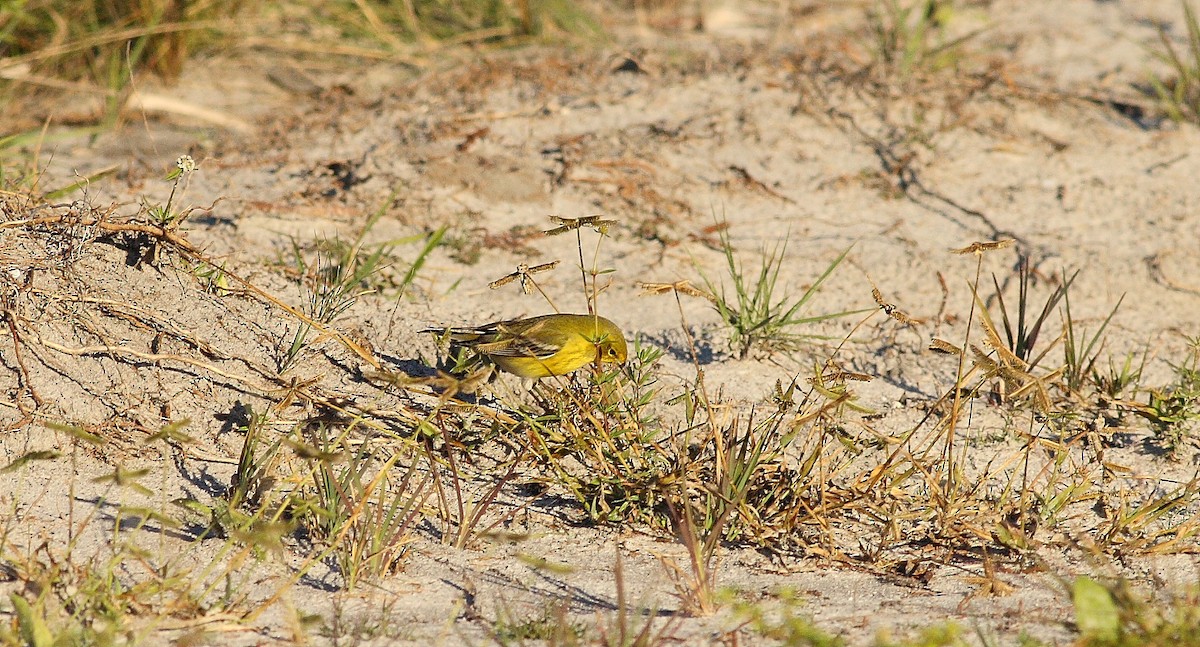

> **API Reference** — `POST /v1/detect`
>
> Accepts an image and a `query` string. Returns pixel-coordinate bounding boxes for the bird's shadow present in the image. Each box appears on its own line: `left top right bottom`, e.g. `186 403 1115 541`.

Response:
636 330 718 365
378 354 442 379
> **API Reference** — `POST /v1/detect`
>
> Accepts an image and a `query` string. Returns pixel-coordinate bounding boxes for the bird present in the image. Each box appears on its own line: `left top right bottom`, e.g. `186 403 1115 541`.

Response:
423 313 628 379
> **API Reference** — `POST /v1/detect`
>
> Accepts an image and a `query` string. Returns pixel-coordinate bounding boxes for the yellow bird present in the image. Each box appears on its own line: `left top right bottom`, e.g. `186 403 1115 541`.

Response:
425 313 628 379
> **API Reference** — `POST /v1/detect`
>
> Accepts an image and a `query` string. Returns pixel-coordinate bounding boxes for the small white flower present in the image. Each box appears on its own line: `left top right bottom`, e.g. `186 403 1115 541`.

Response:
176 155 196 174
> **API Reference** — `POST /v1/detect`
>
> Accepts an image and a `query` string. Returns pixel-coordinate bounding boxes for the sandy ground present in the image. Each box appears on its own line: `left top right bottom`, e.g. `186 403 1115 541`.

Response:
3 1 1200 644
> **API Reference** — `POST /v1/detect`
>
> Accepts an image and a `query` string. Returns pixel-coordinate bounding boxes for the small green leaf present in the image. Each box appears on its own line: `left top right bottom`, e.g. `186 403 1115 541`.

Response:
46 422 105 445
1 450 61 473
10 593 54 647
1073 577 1119 642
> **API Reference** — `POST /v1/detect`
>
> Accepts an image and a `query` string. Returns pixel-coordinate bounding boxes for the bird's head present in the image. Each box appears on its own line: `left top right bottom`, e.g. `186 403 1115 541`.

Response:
593 317 628 366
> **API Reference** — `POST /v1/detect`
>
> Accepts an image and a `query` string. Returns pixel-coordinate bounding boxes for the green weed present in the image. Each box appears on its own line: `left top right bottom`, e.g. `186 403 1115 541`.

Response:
1094 350 1147 401
145 155 198 228
490 600 586 645
0 0 241 127
279 235 386 373
865 0 975 80
989 259 1074 374
1135 336 1200 453
1062 290 1124 396
310 0 602 45
304 422 431 589
727 588 843 646
278 196 442 373
0 421 256 645
697 225 859 359
1149 1 1200 124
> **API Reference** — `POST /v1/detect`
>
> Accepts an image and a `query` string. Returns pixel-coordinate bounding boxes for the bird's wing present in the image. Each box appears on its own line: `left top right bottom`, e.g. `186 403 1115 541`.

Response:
476 319 566 359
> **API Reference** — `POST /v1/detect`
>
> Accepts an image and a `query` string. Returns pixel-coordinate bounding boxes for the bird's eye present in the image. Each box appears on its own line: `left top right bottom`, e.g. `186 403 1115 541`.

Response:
607 347 617 356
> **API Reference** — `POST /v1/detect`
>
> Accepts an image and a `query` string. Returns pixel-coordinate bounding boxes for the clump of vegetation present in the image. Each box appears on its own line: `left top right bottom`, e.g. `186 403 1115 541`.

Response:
1 0 241 81
865 0 974 80
1149 1 1200 124
1135 336 1200 453
0 0 603 130
695 224 860 359
307 0 602 43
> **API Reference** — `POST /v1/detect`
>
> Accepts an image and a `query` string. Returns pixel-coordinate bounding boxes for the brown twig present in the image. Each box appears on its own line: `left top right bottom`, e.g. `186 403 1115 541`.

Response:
3 313 40 428
34 336 275 396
